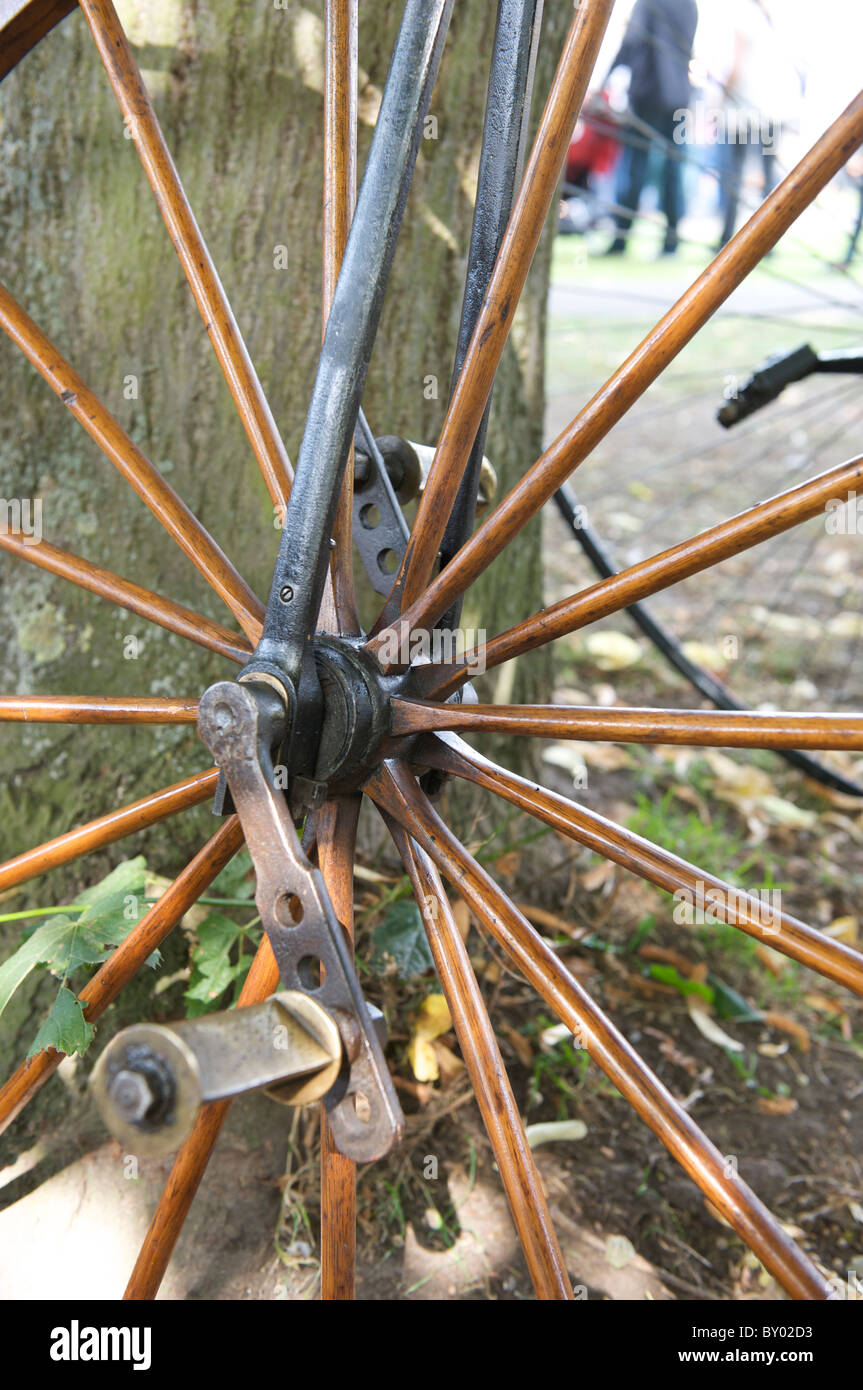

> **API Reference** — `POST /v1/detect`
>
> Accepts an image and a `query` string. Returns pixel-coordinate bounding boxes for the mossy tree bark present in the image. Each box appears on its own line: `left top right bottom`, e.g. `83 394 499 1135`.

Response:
0 0 565 897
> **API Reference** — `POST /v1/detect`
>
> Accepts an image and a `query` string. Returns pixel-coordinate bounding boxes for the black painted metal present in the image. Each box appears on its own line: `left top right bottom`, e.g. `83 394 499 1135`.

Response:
352 410 410 598
247 0 454 694
554 483 863 798
438 0 544 631
718 343 863 427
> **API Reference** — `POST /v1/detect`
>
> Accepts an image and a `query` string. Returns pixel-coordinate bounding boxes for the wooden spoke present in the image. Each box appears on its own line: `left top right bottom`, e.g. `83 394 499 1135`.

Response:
0 768 219 897
314 792 361 1301
368 88 863 660
323 0 359 637
0 695 198 724
0 530 250 665
124 935 280 1301
0 0 77 83
424 455 863 698
0 816 244 1135
79 0 294 513
381 0 614 621
367 760 833 1300
0 282 264 643
422 734 863 997
387 819 573 1300
393 699 863 751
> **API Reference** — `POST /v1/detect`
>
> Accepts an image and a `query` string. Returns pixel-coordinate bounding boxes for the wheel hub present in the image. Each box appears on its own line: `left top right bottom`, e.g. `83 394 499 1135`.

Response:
310 637 405 791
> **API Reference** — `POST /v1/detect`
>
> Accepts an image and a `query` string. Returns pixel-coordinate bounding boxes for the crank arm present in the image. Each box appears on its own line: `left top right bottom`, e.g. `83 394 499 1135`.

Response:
198 680 403 1162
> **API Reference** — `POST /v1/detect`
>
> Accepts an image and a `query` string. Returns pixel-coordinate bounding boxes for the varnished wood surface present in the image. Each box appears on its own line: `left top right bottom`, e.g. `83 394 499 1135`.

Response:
389 820 573 1300
368 759 833 1300
0 694 199 723
0 529 251 664
380 0 614 622
0 0 77 82
369 89 863 662
0 280 264 643
0 768 219 896
428 455 863 697
393 699 863 750
79 0 294 512
422 734 863 996
314 793 362 1302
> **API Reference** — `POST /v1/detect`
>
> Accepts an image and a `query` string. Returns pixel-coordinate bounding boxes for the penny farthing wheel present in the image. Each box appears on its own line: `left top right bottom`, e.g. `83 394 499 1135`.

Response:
1 0 863 1302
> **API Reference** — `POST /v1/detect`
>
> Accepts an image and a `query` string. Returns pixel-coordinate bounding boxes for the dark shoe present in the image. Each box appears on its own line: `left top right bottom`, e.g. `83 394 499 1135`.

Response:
604 236 627 256
661 229 679 256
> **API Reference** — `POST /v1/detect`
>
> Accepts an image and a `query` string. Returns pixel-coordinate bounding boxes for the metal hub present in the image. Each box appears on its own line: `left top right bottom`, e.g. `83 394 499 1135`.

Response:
310 637 405 791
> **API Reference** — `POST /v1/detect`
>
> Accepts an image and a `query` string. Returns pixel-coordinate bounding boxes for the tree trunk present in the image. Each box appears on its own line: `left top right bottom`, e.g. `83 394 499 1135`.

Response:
0 0 564 888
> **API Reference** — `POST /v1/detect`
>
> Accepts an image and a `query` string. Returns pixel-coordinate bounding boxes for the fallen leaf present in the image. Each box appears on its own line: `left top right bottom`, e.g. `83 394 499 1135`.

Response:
825 915 859 944
681 641 730 671
826 612 863 638
639 944 695 976
502 1025 533 1068
644 1025 698 1075
540 1022 572 1052
604 1234 636 1268
354 864 398 884
803 991 844 1016
514 901 583 937
393 1075 434 1106
627 480 653 502
524 1119 588 1149
432 1039 465 1086
758 795 817 831
581 861 616 892
755 944 787 977
451 899 471 941
583 631 642 671
408 994 453 1082
686 995 743 1051
756 1095 798 1116
763 1011 810 1052
758 1041 789 1058
541 742 589 786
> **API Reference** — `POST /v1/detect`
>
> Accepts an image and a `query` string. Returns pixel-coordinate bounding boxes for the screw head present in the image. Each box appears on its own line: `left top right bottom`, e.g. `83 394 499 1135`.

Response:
108 1068 154 1123
279 584 294 603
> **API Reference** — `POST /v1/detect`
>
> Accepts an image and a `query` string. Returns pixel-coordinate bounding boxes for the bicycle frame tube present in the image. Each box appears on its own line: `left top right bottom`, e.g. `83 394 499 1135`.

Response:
246 0 454 693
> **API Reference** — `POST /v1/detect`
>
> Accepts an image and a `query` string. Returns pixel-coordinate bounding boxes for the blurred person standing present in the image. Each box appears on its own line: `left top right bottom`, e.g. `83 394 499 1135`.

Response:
716 0 802 248
605 0 699 256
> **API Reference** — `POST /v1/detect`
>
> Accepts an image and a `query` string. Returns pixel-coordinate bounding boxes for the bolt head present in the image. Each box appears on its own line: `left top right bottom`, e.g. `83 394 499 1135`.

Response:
108 1068 154 1123
279 584 294 603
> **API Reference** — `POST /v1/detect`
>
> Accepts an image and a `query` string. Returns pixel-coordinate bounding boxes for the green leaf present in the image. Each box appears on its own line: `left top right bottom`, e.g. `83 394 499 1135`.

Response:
27 987 94 1058
648 963 714 1002
208 849 255 902
709 977 762 1022
0 856 148 1022
185 913 247 1015
370 901 435 979
75 856 147 911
